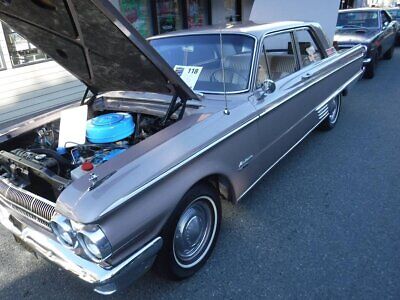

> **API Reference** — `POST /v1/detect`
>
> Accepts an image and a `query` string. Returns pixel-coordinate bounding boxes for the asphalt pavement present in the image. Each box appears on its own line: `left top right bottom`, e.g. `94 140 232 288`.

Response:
1 49 400 299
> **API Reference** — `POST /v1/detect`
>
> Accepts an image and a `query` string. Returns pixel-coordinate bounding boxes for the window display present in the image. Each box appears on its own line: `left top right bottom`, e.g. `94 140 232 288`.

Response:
119 0 153 37
225 0 241 22
186 0 209 29
156 0 183 34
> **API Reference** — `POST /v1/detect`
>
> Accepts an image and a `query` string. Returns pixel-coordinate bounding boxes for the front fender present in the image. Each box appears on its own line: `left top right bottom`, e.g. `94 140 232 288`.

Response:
98 112 260 264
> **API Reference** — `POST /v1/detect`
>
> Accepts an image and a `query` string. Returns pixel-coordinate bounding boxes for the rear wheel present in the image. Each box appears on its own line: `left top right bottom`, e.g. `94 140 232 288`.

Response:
319 94 341 131
156 182 221 280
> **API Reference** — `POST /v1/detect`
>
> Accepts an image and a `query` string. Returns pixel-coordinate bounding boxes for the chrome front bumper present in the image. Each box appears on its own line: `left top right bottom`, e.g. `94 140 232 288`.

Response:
0 203 162 295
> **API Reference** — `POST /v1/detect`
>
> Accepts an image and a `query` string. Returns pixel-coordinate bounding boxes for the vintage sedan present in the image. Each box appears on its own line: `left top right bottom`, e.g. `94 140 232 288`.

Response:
335 8 397 79
0 0 364 295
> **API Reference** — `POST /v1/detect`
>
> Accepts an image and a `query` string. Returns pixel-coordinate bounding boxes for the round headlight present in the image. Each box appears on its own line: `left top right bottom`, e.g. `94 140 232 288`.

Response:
49 215 77 248
77 226 112 262
82 235 102 259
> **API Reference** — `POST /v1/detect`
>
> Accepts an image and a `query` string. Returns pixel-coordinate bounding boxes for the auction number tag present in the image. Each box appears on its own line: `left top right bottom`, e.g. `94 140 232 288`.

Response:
174 65 203 89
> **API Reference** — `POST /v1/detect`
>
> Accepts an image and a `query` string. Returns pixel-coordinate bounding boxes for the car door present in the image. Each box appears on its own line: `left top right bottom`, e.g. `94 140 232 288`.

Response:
249 27 361 173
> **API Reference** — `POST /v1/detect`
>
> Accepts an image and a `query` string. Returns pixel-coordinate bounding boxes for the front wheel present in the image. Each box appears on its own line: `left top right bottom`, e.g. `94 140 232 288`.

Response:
319 94 342 131
383 44 394 60
156 183 221 280
364 54 377 79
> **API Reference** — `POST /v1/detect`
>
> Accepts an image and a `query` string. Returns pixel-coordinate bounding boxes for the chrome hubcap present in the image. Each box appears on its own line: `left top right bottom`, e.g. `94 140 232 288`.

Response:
328 95 340 123
173 197 216 268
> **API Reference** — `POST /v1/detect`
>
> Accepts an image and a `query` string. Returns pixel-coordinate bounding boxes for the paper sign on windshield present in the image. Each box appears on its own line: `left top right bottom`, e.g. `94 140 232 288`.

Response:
174 65 203 90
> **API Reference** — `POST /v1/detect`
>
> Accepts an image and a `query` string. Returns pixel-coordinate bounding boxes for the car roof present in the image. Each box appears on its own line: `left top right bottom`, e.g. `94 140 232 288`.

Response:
148 21 314 40
339 8 384 13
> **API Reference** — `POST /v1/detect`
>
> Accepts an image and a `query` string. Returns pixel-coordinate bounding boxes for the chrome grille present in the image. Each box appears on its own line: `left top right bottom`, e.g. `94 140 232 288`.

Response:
316 104 329 120
0 178 55 228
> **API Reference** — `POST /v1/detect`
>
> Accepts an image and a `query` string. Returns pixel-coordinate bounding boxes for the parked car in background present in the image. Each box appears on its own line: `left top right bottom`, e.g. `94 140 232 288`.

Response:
0 0 365 295
386 7 400 21
386 7 400 43
334 8 397 79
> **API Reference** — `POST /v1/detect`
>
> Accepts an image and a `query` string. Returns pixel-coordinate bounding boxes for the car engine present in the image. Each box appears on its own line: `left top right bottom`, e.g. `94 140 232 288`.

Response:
0 110 161 202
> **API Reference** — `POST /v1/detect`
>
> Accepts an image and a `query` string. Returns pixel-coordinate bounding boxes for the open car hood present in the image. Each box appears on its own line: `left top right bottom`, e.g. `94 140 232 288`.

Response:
0 0 197 100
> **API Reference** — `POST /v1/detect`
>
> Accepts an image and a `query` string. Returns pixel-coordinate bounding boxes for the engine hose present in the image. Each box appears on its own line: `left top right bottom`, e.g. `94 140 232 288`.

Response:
29 148 72 166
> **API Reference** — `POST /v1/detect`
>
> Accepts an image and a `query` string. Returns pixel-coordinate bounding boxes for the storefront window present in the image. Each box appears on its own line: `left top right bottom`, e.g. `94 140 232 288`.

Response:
225 0 241 22
0 46 5 70
156 0 183 34
186 0 209 29
119 0 153 37
3 25 49 67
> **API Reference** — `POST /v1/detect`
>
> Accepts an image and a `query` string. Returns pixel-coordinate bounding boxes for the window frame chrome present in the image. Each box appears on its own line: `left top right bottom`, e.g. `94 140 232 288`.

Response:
253 25 330 90
256 29 300 85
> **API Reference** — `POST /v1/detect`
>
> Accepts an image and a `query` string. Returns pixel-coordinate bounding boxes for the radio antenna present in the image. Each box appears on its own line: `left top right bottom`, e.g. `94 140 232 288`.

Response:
219 29 230 115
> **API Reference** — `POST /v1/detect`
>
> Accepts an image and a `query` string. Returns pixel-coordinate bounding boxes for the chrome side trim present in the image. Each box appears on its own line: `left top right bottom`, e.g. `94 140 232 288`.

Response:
237 68 364 201
100 115 259 216
237 112 328 202
363 58 372 64
100 57 365 217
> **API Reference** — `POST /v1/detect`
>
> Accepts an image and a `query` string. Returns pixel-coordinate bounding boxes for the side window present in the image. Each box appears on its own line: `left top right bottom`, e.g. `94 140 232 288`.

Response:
295 29 323 67
381 11 391 26
257 32 298 84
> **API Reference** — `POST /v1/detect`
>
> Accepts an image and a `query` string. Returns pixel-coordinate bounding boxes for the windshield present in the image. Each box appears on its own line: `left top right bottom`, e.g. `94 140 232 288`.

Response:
337 11 379 28
150 34 255 93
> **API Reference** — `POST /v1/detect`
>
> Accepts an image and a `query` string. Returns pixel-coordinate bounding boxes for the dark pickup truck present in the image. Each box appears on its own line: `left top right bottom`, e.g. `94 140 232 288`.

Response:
334 8 397 79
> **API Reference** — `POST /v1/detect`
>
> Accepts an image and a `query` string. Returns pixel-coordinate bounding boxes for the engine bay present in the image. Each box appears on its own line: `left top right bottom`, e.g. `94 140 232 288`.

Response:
0 107 164 202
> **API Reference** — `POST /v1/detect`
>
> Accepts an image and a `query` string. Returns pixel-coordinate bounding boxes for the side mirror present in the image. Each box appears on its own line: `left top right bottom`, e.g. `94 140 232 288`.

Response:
261 79 276 95
254 79 276 101
383 21 389 28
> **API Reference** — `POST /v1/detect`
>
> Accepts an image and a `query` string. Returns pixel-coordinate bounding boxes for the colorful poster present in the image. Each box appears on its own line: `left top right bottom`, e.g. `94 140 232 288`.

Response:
119 0 153 37
187 0 208 28
156 0 183 33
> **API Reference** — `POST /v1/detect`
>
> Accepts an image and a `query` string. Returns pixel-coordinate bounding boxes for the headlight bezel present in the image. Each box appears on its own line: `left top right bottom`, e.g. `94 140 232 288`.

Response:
50 214 112 262
76 225 113 262
49 214 78 248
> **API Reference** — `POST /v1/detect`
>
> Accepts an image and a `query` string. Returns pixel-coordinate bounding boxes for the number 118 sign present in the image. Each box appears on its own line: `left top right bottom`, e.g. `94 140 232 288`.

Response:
174 65 203 90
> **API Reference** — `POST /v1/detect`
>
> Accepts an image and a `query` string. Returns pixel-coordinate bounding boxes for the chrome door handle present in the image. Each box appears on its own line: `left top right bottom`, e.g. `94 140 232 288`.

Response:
302 73 313 80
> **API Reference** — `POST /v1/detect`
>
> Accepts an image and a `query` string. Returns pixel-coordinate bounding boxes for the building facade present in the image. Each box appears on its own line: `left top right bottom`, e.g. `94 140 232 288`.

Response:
341 0 399 8
0 0 255 125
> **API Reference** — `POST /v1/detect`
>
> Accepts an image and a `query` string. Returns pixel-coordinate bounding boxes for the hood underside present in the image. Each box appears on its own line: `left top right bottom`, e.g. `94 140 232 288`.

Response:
0 0 197 100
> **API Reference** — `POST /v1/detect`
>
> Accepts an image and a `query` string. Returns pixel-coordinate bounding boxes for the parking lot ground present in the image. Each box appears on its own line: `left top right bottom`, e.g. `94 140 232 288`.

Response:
0 49 400 299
